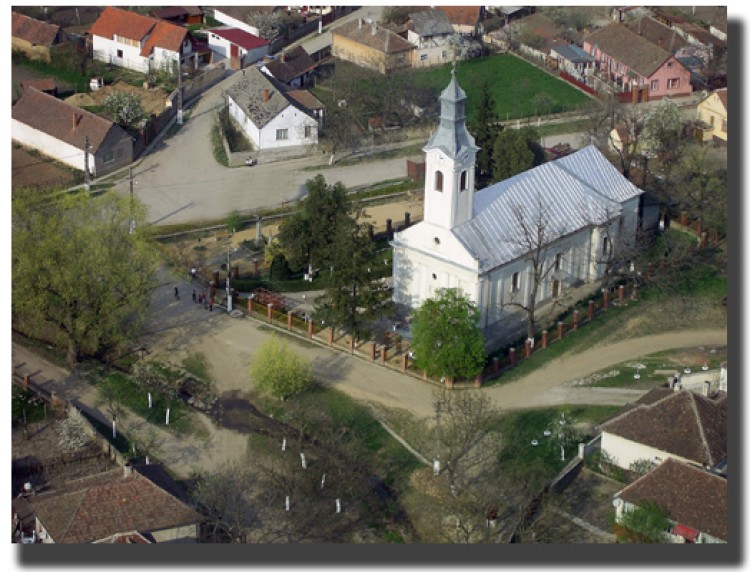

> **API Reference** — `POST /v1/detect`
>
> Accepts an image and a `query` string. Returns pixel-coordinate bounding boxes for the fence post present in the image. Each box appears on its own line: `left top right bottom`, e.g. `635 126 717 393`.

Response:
525 339 532 358
307 319 313 338
370 342 376 361
573 310 579 331
267 304 273 323
542 330 548 349
588 300 594 322
618 285 625 303
509 347 516 367
445 377 454 389
492 356 500 374
349 336 355 354
381 344 387 364
474 374 482 388
557 321 564 341
327 328 334 346
287 311 293 330
248 297 254 314
402 353 408 372
602 289 609 310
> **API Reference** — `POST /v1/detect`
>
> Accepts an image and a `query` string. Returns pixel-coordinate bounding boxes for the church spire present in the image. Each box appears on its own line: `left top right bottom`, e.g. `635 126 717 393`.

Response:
423 65 479 160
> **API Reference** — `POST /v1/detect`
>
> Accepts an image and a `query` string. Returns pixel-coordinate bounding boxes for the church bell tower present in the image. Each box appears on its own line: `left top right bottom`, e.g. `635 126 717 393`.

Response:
422 65 479 230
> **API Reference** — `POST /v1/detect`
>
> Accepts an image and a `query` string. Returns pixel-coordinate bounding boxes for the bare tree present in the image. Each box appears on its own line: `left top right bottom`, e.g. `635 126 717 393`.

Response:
503 195 570 341
583 98 646 180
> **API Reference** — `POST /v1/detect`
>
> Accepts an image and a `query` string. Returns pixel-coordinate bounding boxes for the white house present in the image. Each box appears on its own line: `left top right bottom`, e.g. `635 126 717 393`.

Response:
599 387 727 473
613 458 727 543
225 66 324 152
212 6 278 38
207 27 269 69
408 9 456 68
12 87 133 178
89 6 197 75
392 70 653 347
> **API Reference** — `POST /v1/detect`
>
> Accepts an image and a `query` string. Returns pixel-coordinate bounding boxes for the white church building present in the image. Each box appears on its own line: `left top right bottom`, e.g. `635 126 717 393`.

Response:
392 69 655 347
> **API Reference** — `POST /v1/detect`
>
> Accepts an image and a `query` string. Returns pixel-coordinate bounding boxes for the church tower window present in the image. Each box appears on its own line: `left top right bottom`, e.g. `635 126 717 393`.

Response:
435 170 444 192
460 170 467 191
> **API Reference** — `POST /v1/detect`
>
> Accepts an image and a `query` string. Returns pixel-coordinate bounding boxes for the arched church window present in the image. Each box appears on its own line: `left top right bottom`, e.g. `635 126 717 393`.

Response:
460 170 467 191
435 171 443 192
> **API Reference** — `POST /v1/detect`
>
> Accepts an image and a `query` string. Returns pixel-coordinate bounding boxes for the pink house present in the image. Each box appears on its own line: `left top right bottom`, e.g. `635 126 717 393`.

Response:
584 23 693 100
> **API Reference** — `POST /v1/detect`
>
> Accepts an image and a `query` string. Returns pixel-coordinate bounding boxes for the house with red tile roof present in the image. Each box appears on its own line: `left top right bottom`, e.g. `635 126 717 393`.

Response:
584 23 693 100
12 87 133 177
613 458 727 543
439 6 484 36
599 386 727 474
89 6 197 75
11 11 67 63
207 27 269 69
25 465 202 543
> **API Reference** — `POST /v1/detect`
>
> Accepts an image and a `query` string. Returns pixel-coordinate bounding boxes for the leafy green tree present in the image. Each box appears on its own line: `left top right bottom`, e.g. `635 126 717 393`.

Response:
104 91 148 129
226 210 243 234
277 174 352 274
617 500 671 543
491 126 544 182
269 253 292 281
250 335 314 400
313 221 392 340
411 288 486 380
12 188 158 365
470 80 501 177
670 146 727 236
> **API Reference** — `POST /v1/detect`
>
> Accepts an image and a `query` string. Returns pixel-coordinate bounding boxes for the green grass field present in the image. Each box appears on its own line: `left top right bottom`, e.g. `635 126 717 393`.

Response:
408 55 594 123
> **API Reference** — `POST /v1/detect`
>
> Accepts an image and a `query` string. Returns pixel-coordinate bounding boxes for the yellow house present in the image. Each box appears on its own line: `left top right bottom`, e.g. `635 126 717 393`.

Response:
696 88 728 146
331 19 414 74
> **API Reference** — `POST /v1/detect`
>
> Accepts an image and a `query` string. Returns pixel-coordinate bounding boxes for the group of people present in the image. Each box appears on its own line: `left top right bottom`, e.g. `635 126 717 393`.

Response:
193 289 214 311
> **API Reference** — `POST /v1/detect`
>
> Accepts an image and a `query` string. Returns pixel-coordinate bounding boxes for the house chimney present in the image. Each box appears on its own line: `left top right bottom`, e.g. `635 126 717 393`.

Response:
703 380 711 397
262 88 270 102
72 113 80 128
358 18 362 29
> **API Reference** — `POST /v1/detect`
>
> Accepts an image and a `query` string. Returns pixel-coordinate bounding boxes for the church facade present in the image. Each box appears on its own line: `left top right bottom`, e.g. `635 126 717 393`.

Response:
391 70 656 346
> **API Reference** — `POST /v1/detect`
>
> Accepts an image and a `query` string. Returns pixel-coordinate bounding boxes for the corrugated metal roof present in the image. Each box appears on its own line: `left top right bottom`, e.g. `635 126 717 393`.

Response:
554 144 643 204
453 146 629 273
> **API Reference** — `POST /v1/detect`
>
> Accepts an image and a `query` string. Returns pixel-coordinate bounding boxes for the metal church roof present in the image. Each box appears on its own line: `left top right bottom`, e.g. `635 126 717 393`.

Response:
453 145 633 273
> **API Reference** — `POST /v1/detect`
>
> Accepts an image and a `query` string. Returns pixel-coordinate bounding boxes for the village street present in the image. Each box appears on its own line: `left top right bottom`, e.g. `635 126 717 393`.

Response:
13 272 727 480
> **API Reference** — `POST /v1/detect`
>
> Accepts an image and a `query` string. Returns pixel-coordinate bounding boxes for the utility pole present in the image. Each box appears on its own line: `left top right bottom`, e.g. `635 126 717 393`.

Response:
176 58 183 126
128 166 135 234
83 136 91 191
226 248 232 313
433 399 441 475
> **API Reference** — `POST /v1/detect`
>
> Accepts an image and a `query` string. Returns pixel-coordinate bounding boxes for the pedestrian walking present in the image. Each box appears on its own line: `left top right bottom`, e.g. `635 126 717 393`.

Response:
209 299 213 312
192 289 197 303
174 286 179 299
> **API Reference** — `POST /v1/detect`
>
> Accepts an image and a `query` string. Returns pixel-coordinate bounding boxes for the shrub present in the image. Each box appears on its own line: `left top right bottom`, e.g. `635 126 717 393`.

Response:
249 335 314 400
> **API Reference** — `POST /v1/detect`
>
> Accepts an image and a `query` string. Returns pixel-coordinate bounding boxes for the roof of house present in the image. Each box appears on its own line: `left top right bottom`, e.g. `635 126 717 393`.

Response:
409 8 455 38
715 88 728 110
12 11 61 46
453 145 631 272
551 44 596 64
624 16 689 54
264 46 316 84
12 87 129 153
140 19 189 57
286 89 325 112
585 23 678 78
89 6 187 56
617 458 727 541
332 19 415 54
151 6 203 20
94 531 154 544
226 66 321 129
209 27 269 50
600 388 727 467
28 466 201 543
439 6 482 28
213 5 278 25
21 77 57 92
